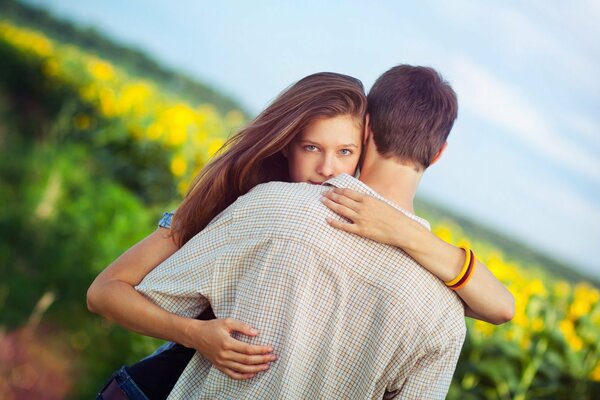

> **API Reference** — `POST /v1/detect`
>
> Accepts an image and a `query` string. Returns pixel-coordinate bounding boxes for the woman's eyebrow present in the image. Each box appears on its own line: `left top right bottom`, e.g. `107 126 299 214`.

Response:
299 140 359 148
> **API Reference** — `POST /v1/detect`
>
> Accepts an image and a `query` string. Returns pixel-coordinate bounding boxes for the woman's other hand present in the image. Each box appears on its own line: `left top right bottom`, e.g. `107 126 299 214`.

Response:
321 187 416 246
183 318 277 380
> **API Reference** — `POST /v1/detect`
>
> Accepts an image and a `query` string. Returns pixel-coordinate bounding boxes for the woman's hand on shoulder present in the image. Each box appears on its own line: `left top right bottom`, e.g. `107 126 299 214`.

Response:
321 187 416 246
183 318 277 380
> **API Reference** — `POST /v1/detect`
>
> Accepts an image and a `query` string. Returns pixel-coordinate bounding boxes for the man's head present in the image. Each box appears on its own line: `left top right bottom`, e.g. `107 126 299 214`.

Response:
366 65 457 171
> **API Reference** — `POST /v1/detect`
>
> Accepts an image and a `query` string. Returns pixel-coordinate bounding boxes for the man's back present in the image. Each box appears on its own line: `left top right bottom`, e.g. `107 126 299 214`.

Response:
137 174 465 399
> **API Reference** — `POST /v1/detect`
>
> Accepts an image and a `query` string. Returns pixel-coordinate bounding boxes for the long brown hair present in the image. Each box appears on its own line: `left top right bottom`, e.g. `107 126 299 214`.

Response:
172 72 367 246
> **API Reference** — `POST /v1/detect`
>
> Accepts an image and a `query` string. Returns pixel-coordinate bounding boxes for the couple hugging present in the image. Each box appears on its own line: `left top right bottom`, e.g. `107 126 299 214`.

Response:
88 64 514 399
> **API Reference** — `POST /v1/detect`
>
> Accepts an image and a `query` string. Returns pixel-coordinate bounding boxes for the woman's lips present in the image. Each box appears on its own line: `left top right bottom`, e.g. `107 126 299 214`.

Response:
308 180 323 185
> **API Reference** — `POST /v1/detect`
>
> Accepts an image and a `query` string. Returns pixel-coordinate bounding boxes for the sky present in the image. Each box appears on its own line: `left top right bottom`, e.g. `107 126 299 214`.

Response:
23 0 600 277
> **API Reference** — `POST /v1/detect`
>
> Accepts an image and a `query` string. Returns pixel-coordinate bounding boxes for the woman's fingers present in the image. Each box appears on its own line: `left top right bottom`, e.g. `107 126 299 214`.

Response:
331 187 365 202
321 196 358 220
220 367 257 381
222 318 274 354
222 359 271 374
226 347 278 365
326 217 359 234
223 318 259 337
225 336 274 356
322 189 361 211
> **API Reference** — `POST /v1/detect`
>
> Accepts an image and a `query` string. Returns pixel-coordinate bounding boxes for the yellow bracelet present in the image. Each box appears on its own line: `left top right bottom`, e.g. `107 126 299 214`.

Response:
445 245 471 287
452 252 477 290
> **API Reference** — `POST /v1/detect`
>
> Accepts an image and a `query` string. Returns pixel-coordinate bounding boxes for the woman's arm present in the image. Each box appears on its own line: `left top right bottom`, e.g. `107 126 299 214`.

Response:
321 188 515 325
86 226 276 379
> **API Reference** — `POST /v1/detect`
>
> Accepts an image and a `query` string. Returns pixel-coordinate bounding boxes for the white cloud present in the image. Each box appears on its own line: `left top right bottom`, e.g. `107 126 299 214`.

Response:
448 57 600 183
514 173 600 276
521 176 600 224
430 0 600 94
561 113 600 150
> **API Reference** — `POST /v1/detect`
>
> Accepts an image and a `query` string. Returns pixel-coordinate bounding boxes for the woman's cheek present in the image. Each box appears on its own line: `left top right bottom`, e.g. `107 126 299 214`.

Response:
344 157 360 174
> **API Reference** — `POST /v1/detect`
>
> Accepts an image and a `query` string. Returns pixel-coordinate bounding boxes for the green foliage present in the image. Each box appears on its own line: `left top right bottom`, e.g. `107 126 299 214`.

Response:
0 16 176 396
0 0 246 115
0 139 169 396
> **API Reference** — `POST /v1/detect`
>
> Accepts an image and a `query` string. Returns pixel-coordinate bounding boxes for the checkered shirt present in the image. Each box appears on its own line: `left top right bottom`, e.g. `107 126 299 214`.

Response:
136 174 466 399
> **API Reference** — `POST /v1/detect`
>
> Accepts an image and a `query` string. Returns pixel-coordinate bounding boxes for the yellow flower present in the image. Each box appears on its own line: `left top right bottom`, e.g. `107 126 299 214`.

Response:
208 139 225 157
433 224 453 244
591 361 600 382
87 59 115 81
585 286 600 305
79 84 97 102
530 318 544 332
116 82 153 115
485 251 506 276
568 299 591 321
165 104 196 127
527 279 546 297
43 59 60 78
520 335 531 350
503 329 515 342
99 87 117 117
146 123 163 141
178 180 190 196
0 22 54 57
167 127 188 146
170 155 187 177
559 319 575 336
473 320 495 337
559 319 584 351
567 334 583 352
553 281 571 298
512 304 528 327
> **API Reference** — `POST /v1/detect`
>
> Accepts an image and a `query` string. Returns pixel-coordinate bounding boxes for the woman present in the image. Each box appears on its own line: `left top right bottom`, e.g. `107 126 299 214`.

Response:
88 72 514 400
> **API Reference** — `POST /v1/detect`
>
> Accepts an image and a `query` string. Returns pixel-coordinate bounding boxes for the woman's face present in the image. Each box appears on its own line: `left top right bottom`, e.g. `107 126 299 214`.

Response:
285 114 363 184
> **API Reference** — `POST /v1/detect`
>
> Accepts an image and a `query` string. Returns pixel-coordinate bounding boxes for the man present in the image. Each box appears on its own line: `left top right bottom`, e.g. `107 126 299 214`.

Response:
136 65 466 399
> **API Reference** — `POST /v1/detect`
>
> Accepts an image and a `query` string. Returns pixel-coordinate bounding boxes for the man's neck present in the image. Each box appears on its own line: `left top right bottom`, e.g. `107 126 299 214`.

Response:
358 160 422 214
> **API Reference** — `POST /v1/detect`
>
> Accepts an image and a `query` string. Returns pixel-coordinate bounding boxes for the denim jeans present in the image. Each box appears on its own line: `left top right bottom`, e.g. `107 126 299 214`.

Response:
97 366 150 400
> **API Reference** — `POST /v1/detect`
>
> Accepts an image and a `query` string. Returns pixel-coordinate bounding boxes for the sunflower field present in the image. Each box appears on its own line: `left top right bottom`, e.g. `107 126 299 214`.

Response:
0 14 598 400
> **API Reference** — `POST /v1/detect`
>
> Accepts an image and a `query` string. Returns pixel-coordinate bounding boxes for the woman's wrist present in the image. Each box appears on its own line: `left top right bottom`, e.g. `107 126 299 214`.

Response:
173 314 205 349
397 223 464 282
392 217 431 251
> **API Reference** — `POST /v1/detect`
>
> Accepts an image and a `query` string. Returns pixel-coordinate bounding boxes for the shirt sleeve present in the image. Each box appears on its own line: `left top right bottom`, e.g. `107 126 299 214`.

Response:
136 211 233 319
384 328 464 399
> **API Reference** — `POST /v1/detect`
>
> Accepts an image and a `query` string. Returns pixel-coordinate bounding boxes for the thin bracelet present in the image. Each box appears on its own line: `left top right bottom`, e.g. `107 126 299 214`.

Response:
451 250 477 290
445 245 471 287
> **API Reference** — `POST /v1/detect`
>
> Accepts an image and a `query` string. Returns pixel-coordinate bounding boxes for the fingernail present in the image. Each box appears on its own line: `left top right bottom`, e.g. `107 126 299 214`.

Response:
250 328 258 335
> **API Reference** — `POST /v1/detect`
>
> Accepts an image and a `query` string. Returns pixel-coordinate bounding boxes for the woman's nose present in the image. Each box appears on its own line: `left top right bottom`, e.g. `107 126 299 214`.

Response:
317 154 336 177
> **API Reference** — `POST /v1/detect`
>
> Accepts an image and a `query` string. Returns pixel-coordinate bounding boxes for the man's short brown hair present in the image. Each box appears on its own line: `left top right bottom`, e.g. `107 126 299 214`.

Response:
367 65 458 170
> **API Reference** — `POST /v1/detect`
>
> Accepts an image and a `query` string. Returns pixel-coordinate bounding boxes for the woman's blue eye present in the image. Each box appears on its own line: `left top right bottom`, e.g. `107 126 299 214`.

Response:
339 149 353 156
304 145 318 152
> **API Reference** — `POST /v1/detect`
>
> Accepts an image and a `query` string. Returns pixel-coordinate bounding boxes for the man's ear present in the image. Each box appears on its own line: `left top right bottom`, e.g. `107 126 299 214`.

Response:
430 142 448 165
363 114 371 145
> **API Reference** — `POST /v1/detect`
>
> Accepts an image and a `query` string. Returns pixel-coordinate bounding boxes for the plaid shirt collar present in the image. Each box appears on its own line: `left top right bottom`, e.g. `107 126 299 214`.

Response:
324 173 430 229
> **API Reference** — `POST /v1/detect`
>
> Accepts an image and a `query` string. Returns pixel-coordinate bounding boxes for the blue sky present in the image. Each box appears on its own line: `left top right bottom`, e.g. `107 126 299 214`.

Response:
25 0 600 277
